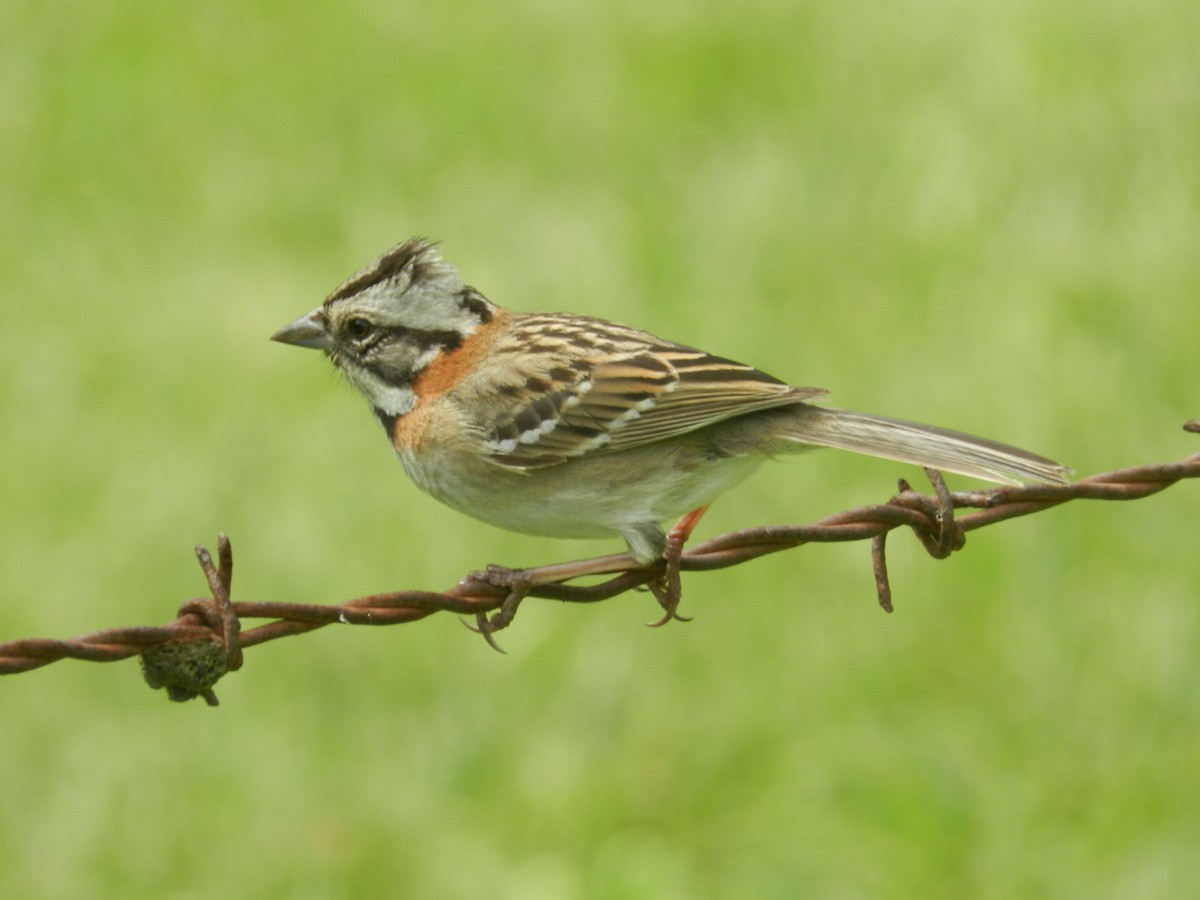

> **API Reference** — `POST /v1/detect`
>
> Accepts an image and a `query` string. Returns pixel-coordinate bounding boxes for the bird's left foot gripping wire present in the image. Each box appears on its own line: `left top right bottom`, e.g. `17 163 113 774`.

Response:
462 564 535 654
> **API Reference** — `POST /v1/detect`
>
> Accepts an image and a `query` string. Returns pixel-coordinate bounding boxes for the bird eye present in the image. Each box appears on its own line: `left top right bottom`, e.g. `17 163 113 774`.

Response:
346 317 374 341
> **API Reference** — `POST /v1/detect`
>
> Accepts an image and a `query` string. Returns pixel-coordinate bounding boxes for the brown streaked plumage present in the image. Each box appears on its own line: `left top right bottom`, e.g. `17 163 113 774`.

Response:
272 238 1070 628
457 313 830 469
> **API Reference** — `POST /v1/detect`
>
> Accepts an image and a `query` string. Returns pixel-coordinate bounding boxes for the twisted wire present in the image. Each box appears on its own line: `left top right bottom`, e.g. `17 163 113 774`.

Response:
2 421 1197 704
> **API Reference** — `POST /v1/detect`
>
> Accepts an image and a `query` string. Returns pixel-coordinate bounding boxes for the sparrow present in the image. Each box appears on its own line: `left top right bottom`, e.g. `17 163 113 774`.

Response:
272 237 1068 635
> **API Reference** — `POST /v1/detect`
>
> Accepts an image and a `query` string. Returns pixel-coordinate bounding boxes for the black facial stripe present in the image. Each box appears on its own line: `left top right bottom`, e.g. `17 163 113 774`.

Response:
326 238 439 304
458 288 493 324
374 325 464 353
407 328 464 352
373 407 398 434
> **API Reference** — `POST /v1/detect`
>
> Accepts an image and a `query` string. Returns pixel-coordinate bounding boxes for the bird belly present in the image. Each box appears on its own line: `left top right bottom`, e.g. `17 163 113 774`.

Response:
396 440 765 543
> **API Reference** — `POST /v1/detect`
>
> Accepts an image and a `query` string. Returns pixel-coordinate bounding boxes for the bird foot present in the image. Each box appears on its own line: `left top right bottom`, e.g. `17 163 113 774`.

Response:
462 564 532 653
645 504 710 627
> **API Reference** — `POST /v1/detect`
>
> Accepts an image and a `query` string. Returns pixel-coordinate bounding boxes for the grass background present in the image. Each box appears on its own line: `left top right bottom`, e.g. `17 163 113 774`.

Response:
2 1 1198 896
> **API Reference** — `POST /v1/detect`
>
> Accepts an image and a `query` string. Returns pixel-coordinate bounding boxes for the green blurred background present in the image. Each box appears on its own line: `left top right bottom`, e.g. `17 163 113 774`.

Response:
3 1 1198 896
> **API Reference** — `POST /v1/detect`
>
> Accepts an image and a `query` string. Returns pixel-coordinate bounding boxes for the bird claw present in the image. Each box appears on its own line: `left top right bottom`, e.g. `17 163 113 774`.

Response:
462 565 532 653
644 504 709 627
462 509 709 640
645 577 693 627
463 610 510 654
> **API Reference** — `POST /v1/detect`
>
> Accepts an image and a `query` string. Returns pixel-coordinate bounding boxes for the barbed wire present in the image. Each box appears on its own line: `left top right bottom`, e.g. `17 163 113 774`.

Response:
3 421 1197 705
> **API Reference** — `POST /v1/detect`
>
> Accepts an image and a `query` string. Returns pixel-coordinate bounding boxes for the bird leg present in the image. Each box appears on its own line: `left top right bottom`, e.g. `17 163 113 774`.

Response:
463 502 711 647
463 553 640 652
646 504 711 627
464 564 535 653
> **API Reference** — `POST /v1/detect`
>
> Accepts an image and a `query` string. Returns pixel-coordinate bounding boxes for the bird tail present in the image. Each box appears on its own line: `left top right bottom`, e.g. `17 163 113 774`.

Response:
781 406 1070 486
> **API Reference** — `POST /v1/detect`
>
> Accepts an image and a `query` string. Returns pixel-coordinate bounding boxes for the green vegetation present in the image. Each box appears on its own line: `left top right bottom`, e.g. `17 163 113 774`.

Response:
2 1 1197 896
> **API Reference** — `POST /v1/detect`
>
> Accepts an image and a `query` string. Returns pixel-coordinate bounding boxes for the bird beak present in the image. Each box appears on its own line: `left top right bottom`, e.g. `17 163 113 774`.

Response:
271 309 330 350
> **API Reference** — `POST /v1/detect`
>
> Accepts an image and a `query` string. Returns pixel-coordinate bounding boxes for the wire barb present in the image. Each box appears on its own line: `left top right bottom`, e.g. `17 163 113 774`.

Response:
2 424 1198 704
140 533 244 705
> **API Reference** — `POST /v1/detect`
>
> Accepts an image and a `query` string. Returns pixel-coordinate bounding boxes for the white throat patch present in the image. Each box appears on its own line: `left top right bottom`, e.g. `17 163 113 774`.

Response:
347 367 417 416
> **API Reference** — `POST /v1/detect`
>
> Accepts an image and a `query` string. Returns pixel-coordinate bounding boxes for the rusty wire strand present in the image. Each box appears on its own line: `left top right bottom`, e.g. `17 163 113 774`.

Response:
2 421 1197 703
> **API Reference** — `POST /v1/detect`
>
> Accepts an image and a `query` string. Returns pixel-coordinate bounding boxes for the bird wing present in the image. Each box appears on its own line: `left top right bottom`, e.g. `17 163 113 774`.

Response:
470 314 826 470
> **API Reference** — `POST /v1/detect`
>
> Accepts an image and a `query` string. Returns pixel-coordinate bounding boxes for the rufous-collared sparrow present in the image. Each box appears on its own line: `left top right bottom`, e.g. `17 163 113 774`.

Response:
272 238 1068 633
